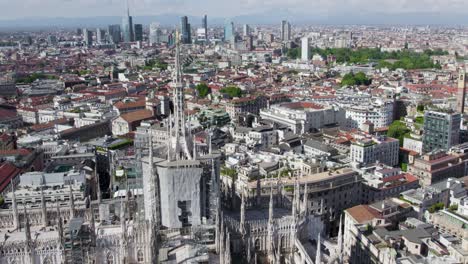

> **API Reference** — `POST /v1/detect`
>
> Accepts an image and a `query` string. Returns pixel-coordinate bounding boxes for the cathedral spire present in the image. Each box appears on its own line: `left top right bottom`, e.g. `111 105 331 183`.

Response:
120 197 128 262
224 231 231 264
320 198 324 215
94 153 101 204
215 206 221 254
240 191 246 236
24 206 32 244
167 113 172 161
69 185 75 220
56 203 64 243
208 130 212 154
219 215 225 264
11 183 20 230
292 179 298 217
88 196 96 245
302 182 308 215
170 32 193 161
192 135 197 160
268 183 274 225
315 234 322 264
40 184 47 227
337 214 343 263
267 183 274 258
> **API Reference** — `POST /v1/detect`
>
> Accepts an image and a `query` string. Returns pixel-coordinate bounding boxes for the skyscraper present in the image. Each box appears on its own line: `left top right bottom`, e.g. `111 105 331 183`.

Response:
134 24 143 41
281 20 291 41
457 68 466 114
243 24 250 37
224 19 235 44
149 23 160 45
96 28 105 44
47 35 57 45
121 0 134 42
108 24 121 44
83 29 93 47
180 16 191 44
301 37 310 61
202 15 208 40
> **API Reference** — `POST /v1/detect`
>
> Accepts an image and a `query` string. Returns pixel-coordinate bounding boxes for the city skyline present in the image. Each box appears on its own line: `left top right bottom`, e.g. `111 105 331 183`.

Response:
1 0 468 25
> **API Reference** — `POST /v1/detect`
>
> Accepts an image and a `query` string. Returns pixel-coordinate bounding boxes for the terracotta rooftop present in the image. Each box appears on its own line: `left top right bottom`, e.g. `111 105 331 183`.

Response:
0 162 21 193
346 205 381 224
119 109 154 123
282 102 324 110
114 99 146 110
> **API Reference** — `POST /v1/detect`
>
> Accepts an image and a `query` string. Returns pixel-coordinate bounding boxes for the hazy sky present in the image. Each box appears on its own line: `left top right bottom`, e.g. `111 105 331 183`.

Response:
1 0 466 19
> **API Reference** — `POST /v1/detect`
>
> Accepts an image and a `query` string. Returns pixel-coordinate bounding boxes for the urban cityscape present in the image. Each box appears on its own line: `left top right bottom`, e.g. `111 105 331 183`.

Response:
0 0 467 264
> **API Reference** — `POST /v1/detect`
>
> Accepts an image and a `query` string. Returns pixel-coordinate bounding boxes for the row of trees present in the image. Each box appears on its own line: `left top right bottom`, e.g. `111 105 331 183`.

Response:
195 84 243 99
16 73 57 84
341 72 371 87
143 59 168 71
286 47 444 70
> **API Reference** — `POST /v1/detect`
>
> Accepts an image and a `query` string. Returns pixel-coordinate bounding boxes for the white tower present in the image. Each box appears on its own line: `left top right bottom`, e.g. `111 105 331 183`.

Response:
168 32 193 161
301 37 310 62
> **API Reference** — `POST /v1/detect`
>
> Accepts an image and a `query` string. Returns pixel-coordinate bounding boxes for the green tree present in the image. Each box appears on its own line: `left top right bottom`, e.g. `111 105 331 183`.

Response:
341 72 371 87
416 105 425 112
400 163 408 172
428 202 445 213
195 83 211 98
286 48 301 59
220 86 243 98
387 120 411 147
448 204 458 212
415 116 424 125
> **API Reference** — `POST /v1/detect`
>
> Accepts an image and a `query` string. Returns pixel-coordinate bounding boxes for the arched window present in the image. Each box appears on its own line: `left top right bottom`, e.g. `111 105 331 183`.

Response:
281 236 287 249
107 253 114 264
137 250 144 262
254 239 261 251
43 257 53 264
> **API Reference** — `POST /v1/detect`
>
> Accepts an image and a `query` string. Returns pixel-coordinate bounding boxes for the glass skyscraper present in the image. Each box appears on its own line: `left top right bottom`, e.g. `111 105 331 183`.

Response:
121 2 134 42
108 24 121 44
224 19 235 44
202 15 208 40
180 16 191 44
134 24 143 41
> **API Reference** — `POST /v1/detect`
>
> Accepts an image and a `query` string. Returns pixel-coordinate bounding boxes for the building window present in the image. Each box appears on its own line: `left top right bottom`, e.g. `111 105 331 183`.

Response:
107 253 114 264
255 239 261 250
137 250 144 262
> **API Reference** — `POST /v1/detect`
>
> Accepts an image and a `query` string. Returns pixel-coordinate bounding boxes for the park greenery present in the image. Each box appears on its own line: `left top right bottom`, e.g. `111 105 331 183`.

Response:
448 204 458 212
415 116 424 125
428 202 445 213
387 120 411 147
341 72 372 87
195 83 211 98
16 73 58 84
0 42 16 47
417 104 425 112
144 59 168 71
220 86 243 98
286 47 445 70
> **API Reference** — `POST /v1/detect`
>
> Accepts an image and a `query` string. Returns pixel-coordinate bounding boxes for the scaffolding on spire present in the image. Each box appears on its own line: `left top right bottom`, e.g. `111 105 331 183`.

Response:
168 31 193 161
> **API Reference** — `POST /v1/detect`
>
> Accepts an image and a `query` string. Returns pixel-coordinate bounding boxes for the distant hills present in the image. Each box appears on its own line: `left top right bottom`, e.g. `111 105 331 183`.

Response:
0 11 467 30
